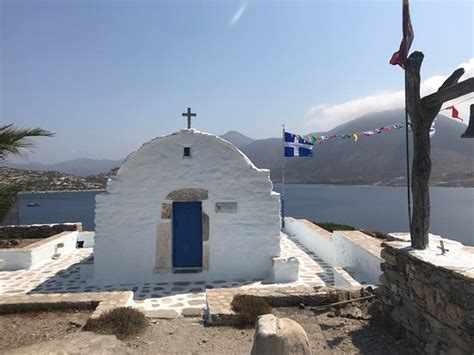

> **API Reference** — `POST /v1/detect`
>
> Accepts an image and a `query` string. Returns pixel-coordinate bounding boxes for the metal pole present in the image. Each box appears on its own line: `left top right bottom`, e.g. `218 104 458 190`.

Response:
404 70 412 233
281 124 286 229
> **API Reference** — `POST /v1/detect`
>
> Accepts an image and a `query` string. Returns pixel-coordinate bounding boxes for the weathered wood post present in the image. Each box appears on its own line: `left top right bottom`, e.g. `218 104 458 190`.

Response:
405 51 474 249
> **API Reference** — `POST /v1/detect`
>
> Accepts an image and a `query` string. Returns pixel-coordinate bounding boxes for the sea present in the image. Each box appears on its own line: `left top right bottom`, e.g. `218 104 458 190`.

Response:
17 184 474 246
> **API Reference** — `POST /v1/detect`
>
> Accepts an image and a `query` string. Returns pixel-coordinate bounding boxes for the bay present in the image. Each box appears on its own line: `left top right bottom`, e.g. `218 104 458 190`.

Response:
18 185 473 246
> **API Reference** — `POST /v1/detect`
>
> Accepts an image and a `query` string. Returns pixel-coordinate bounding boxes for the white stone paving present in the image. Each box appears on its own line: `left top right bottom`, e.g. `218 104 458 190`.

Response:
0 233 327 316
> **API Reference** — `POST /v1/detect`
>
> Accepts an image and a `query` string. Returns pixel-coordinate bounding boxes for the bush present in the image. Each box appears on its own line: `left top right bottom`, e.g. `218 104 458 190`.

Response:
231 294 272 325
83 307 149 340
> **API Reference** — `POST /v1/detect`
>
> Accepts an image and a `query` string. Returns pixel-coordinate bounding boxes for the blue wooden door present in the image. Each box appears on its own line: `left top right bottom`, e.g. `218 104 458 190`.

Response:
172 202 203 268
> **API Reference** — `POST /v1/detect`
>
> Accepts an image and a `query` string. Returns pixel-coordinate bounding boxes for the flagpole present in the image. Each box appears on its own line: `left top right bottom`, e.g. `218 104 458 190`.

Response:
281 124 286 229
404 44 412 235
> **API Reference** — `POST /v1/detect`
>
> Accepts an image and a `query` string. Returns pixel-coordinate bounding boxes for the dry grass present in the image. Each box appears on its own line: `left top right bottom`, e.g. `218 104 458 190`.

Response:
231 294 272 325
83 307 149 340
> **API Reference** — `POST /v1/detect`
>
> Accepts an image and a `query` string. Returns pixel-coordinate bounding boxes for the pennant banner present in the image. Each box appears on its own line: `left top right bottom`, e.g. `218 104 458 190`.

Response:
301 122 409 146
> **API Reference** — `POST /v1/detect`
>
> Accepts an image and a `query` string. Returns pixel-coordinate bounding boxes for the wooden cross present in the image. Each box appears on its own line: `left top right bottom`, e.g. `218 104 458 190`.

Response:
437 240 449 255
182 107 197 129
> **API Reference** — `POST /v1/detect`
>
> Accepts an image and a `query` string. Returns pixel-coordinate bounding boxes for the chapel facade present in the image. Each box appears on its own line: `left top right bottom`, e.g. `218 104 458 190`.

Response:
93 129 281 284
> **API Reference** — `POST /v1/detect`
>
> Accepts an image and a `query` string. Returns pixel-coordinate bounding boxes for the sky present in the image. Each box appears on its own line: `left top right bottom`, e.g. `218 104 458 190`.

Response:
1 0 473 164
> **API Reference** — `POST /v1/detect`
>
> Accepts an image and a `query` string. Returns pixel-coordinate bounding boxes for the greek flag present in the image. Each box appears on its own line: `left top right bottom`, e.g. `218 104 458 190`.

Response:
284 132 313 157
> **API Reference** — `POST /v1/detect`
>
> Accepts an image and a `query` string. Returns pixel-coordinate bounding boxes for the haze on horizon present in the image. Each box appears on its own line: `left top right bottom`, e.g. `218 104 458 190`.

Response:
1 0 472 164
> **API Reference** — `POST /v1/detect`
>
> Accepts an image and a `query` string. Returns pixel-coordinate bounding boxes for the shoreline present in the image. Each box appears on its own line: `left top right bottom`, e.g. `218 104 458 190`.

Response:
17 183 473 195
18 189 106 195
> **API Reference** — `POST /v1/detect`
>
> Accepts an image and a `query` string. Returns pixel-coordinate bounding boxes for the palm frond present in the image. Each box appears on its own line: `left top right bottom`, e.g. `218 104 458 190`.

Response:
0 125 54 161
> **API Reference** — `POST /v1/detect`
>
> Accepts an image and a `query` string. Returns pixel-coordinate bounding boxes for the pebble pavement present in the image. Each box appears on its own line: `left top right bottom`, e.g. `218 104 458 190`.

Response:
0 233 332 317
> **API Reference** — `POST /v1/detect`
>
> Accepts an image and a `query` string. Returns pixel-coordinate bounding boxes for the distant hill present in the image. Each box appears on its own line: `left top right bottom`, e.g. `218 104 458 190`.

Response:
3 158 124 177
1 112 472 188
220 131 254 148
239 109 473 187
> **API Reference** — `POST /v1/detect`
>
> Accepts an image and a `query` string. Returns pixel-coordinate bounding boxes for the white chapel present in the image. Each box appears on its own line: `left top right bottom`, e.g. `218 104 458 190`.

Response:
92 122 281 284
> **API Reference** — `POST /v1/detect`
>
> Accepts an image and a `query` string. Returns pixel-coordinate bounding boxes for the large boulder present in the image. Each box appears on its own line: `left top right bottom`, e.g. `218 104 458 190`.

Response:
251 314 311 355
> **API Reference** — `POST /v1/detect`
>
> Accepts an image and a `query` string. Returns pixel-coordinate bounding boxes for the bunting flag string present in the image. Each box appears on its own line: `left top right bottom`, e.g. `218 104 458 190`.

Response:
289 105 470 148
298 122 409 145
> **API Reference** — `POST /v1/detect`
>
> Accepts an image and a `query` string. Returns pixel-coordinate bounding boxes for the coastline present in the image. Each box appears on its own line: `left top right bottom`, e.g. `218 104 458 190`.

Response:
18 189 106 195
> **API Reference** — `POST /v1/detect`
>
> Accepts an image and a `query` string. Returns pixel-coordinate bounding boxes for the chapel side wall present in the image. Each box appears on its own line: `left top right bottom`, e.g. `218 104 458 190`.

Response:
376 241 474 354
93 130 281 284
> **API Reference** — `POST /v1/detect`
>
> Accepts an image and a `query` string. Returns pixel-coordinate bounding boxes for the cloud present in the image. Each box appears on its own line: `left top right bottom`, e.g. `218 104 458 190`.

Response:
305 58 474 132
229 0 248 27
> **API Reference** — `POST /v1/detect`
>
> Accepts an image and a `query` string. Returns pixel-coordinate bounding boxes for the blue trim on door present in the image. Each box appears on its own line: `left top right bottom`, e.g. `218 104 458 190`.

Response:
172 202 203 268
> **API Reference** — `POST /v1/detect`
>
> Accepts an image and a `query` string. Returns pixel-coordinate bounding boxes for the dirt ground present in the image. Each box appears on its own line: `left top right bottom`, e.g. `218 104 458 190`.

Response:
1 307 417 354
125 308 417 354
0 309 93 352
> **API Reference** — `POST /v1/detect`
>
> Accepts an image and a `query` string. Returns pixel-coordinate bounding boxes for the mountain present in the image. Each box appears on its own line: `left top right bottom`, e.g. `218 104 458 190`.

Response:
239 109 473 187
1 112 472 188
3 158 124 177
220 131 254 148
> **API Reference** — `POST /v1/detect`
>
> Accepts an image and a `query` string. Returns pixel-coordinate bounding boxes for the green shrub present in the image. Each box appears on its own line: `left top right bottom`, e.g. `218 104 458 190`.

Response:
83 307 149 340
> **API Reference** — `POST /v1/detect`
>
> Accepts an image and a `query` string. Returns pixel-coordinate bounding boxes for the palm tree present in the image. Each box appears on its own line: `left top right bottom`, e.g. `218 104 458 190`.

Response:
0 124 54 224
0 124 54 162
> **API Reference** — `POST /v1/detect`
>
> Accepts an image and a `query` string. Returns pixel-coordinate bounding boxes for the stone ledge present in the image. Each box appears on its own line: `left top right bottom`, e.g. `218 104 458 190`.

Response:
381 237 474 281
0 291 134 321
206 286 371 326
0 223 83 240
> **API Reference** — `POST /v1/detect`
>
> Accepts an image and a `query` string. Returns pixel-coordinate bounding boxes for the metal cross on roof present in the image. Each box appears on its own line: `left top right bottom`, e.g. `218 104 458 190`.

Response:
182 107 197 129
437 240 449 255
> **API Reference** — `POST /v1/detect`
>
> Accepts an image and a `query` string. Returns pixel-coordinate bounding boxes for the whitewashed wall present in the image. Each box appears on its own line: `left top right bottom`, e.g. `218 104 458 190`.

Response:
284 218 383 285
283 218 335 265
0 231 78 271
332 231 383 285
93 129 281 284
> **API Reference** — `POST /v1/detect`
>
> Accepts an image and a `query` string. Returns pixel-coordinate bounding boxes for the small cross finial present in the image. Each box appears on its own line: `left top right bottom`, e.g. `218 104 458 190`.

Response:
181 107 197 129
437 240 449 255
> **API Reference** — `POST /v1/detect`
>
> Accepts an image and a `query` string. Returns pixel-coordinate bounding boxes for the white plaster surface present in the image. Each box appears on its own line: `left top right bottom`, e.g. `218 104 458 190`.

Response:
332 231 383 285
93 129 281 284
387 232 474 270
77 232 95 248
0 250 31 271
283 218 335 265
284 218 383 285
0 231 78 271
270 256 300 283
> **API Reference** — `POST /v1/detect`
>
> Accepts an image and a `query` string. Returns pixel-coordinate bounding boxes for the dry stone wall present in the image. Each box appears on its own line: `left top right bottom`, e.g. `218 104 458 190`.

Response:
377 240 474 354
0 223 82 240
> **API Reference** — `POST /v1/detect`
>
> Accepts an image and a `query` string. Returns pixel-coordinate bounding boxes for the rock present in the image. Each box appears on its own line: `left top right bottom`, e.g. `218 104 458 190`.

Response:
143 309 180 319
251 314 311 355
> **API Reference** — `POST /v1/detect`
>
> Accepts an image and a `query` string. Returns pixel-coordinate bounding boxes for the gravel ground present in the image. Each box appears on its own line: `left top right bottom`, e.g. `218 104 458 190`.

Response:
125 308 417 354
0 309 93 352
1 307 417 354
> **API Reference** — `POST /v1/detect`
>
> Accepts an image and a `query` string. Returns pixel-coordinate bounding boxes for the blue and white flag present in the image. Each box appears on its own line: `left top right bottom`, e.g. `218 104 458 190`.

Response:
284 132 313 157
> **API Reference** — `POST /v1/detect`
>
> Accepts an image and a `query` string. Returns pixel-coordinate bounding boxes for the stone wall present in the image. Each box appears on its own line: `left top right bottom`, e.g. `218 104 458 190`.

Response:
377 237 474 354
0 223 83 240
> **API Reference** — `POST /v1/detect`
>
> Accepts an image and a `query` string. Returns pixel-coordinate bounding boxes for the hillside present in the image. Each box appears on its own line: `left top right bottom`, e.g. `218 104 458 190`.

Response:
240 110 474 187
1 110 472 189
0 167 112 192
220 131 254 148
3 158 123 177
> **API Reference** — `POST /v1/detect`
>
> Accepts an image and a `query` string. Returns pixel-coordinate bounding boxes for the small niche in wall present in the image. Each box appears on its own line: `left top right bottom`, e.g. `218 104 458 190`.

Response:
215 202 238 213
183 147 191 157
